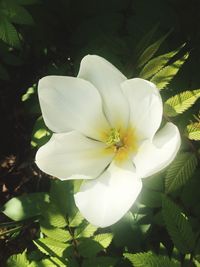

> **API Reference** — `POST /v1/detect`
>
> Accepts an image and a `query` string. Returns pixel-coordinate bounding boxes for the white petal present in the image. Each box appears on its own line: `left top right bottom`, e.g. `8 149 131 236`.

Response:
35 131 114 180
133 123 181 178
78 55 129 129
74 161 142 227
121 78 163 140
38 76 110 141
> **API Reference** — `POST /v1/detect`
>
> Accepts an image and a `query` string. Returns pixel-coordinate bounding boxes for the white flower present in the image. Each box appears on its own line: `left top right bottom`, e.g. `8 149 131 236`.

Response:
36 55 181 228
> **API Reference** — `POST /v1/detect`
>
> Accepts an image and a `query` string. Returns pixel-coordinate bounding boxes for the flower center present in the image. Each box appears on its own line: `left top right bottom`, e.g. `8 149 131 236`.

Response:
104 127 138 163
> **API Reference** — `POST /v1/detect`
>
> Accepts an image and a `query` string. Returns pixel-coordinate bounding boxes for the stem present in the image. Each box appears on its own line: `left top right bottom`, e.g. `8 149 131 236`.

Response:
66 219 81 266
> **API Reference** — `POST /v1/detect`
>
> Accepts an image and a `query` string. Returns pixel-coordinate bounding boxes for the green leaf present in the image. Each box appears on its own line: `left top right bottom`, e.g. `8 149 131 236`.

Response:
137 32 170 68
165 152 198 193
74 222 97 238
78 238 104 258
42 203 67 228
21 86 36 102
2 193 49 221
164 89 200 117
31 257 66 267
135 24 159 57
2 2 34 25
93 233 113 248
7 251 30 267
34 238 69 259
82 257 116 267
31 116 51 148
151 52 189 90
162 196 195 253
41 225 72 243
139 188 162 208
185 122 200 141
50 179 72 218
0 15 20 47
78 234 113 258
139 44 184 79
124 252 180 267
68 211 84 227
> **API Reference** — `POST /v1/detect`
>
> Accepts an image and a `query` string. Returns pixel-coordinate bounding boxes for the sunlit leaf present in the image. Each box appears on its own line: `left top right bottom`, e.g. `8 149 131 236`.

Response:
151 52 189 90
185 122 200 141
34 238 69 262
7 251 30 267
40 225 72 243
164 89 200 117
74 222 97 238
2 193 49 221
124 252 180 267
31 116 51 148
93 233 113 248
139 44 184 79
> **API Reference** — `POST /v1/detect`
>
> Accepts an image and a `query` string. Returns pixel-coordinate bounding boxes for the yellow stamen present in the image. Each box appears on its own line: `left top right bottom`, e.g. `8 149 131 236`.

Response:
103 127 138 164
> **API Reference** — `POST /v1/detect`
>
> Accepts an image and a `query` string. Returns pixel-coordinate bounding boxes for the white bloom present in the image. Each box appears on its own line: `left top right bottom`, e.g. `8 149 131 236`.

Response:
36 55 181 227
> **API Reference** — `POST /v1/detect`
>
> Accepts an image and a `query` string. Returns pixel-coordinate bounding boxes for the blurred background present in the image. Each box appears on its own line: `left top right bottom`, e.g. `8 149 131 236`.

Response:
0 0 200 264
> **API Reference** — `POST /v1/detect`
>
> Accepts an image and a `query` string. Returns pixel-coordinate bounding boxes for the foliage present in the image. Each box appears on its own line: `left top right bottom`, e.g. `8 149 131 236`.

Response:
165 152 198 193
1 1 200 266
162 196 195 253
164 89 200 117
124 252 180 267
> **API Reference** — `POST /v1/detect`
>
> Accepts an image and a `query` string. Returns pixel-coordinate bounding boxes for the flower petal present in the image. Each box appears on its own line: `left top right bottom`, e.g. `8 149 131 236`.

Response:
78 55 129 129
133 122 181 178
121 78 163 140
38 76 110 141
74 161 142 227
35 131 114 180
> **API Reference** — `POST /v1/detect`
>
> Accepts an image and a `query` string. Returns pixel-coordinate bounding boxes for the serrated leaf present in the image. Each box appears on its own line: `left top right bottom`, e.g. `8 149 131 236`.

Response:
137 31 170 68
7 251 30 267
162 196 195 253
31 257 66 267
2 192 49 221
165 152 198 193
68 211 84 227
93 233 113 248
82 256 116 267
42 203 67 228
0 16 20 47
124 252 180 267
186 122 200 141
75 222 97 238
139 44 184 79
41 225 72 242
164 89 200 117
78 238 104 257
34 238 69 259
151 52 189 90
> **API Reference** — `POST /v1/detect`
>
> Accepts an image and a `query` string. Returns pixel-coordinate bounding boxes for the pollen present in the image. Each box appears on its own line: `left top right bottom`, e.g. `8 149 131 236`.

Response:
104 127 138 164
